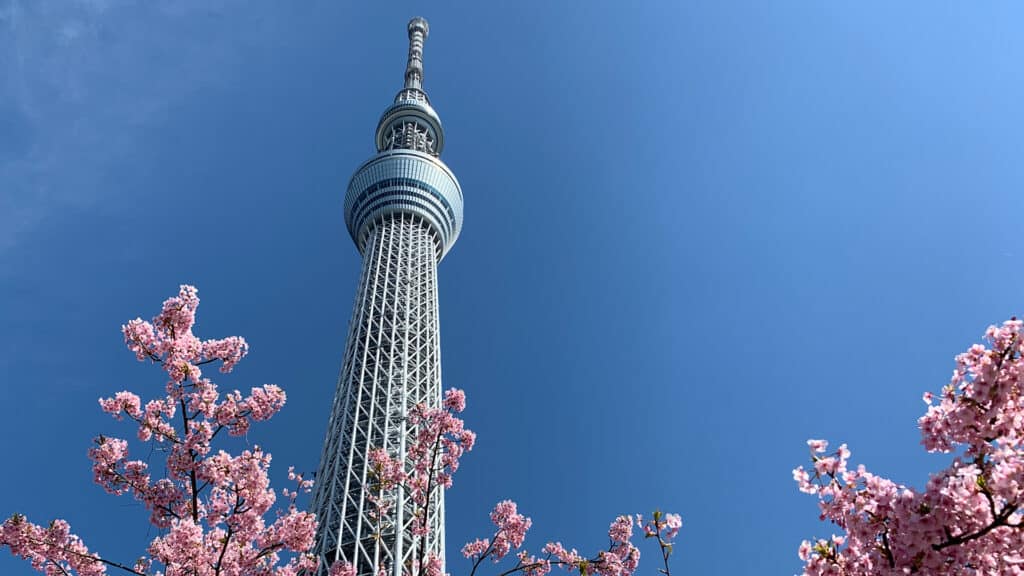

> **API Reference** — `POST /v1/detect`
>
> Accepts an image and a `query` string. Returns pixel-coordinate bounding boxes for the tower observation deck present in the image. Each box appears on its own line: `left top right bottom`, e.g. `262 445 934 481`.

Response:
309 17 463 576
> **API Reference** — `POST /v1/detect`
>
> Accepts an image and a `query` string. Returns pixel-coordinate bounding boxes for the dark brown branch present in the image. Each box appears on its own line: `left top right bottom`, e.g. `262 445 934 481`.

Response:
180 398 200 523
417 429 444 576
252 543 285 562
52 561 72 576
212 529 233 573
24 536 148 576
467 533 499 576
933 504 1020 550
880 529 895 569
101 467 181 521
125 412 181 444
658 535 673 576
494 555 605 576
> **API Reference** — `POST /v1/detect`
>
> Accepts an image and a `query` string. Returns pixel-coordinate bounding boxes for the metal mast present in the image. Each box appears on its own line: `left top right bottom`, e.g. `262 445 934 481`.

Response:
310 17 463 576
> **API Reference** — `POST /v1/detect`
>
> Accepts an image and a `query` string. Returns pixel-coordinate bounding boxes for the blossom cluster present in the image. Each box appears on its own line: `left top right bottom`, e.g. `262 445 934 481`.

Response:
795 318 1024 575
466 500 532 562
638 511 681 542
0 517 105 576
366 387 477 575
370 388 476 531
462 507 674 576
1 286 318 576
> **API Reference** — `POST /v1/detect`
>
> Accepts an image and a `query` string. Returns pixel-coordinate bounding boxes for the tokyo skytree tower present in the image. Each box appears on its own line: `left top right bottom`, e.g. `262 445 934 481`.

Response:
310 17 463 576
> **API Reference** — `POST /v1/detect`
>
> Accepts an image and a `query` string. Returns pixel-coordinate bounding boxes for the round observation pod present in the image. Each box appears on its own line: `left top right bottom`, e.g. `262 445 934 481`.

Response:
344 148 463 261
375 97 445 156
343 15 462 261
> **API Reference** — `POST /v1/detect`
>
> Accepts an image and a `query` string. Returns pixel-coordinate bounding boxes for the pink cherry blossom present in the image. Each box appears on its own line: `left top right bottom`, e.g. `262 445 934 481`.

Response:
365 386 479 576
488 500 532 560
662 514 681 540
99 391 142 420
608 516 633 544
329 562 357 576
460 506 676 576
796 317 1024 575
1 286 321 576
444 388 467 412
543 541 582 567
0 515 106 576
462 538 491 558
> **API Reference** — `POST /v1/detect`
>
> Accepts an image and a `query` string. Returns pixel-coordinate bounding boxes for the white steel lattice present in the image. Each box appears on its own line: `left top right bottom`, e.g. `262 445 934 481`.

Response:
310 212 446 576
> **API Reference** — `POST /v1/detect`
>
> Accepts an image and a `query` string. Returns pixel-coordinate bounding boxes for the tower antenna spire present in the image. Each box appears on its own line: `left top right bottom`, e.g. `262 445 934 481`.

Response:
404 17 429 90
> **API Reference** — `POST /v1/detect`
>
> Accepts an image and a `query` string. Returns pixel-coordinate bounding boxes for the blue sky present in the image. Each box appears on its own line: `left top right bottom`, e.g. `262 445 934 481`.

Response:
2 1 1024 575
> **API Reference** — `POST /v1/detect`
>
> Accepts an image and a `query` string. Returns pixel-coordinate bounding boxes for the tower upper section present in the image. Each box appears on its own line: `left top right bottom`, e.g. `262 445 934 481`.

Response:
345 17 463 260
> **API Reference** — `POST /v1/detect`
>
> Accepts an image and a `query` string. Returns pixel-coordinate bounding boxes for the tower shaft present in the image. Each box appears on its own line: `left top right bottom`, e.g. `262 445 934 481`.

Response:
312 214 445 575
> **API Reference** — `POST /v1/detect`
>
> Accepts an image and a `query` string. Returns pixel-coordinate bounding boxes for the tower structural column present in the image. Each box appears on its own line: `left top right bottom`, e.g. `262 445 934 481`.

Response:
310 17 464 576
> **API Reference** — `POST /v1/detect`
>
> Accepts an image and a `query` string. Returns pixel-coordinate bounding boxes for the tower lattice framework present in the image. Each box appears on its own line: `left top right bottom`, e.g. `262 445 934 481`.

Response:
310 17 464 576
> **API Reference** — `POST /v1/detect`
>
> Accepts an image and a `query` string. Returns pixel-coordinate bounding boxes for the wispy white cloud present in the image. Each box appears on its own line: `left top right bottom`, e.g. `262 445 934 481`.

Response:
0 0 285 252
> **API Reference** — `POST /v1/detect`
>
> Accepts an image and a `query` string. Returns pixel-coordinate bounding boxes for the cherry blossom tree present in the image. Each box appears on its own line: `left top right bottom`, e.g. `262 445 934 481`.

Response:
0 285 680 576
0 286 318 576
364 391 681 576
795 318 1024 575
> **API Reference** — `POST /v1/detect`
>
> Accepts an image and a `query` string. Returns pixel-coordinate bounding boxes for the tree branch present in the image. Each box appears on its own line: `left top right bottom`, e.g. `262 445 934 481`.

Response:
22 536 147 576
417 427 444 576
180 398 200 523
467 533 498 576
934 504 1020 550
